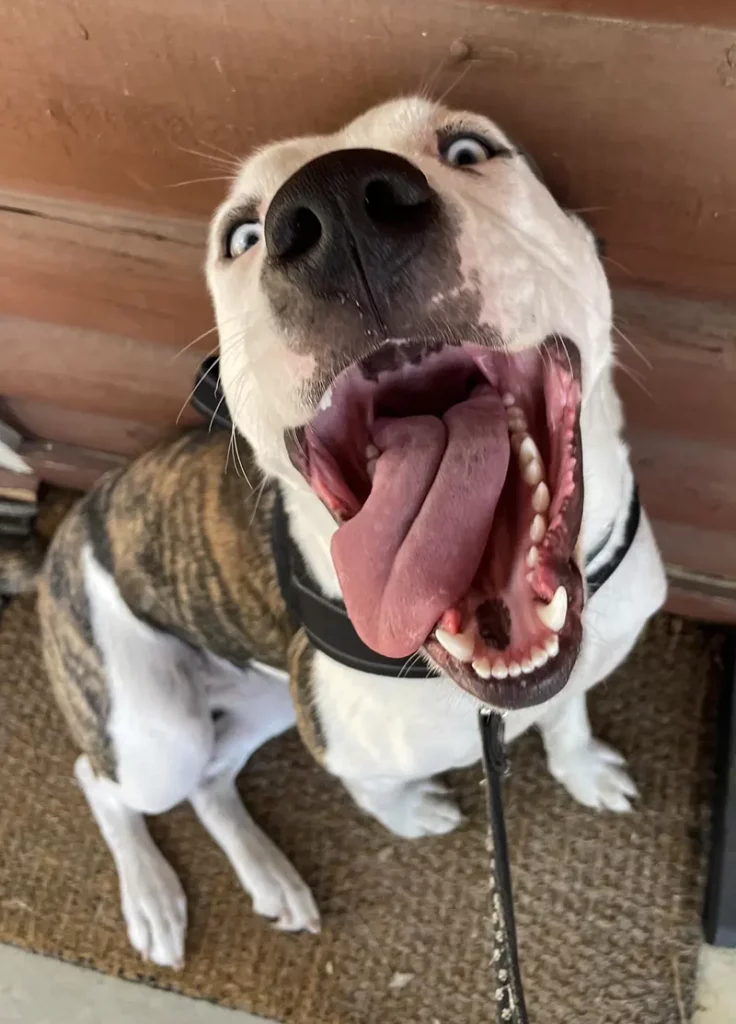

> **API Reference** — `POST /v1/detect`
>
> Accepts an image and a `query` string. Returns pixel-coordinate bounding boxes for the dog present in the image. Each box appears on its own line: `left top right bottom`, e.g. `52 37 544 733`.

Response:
28 96 667 969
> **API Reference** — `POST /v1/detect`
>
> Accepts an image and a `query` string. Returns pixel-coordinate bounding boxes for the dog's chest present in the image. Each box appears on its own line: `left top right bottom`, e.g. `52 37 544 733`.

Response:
312 652 486 780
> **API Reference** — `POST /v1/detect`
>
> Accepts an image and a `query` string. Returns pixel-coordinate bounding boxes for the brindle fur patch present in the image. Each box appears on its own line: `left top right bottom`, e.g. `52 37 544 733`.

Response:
288 628 326 765
38 430 300 779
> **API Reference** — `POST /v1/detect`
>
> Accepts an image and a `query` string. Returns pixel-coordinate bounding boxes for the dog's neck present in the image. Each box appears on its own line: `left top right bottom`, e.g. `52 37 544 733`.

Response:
278 363 633 602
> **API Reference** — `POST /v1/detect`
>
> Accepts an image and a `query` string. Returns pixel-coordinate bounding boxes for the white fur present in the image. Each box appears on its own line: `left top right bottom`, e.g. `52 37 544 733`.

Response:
76 97 667 967
81 550 318 966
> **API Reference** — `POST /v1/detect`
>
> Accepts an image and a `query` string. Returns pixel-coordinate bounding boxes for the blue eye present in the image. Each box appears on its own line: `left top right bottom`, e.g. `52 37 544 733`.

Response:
227 221 263 258
440 134 494 168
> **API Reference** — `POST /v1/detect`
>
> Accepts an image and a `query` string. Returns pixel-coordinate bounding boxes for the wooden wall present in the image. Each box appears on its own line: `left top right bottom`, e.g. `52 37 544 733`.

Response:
1 0 735 615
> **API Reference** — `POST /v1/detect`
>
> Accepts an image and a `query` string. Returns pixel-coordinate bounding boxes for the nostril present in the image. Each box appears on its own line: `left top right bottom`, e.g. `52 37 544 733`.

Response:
364 177 433 231
270 207 322 260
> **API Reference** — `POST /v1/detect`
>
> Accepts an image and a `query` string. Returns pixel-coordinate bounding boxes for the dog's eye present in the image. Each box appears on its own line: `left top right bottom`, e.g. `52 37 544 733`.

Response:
440 134 494 168
226 221 263 259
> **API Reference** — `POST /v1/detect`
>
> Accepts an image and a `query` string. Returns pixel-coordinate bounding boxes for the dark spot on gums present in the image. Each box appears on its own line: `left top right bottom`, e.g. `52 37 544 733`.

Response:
360 339 446 380
476 598 511 650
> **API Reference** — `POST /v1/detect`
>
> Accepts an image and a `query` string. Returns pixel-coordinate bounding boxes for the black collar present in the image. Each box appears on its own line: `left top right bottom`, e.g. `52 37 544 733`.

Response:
272 482 641 678
585 481 640 597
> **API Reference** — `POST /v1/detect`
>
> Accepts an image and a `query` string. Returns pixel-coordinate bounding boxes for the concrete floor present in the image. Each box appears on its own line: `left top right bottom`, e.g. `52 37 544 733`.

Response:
0 941 733 1023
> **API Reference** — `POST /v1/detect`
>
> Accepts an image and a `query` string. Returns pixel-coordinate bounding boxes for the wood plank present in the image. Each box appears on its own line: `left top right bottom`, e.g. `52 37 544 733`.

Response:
486 1 736 29
0 397 182 458
666 588 736 624
615 289 736 447
1 3 735 301
0 315 204 426
19 440 127 492
0 190 210 347
630 429 736 537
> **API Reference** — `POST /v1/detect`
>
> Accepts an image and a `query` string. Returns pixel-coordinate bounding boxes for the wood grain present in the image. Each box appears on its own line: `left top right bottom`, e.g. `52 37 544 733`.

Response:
1 398 183 457
0 314 203 426
0 190 209 346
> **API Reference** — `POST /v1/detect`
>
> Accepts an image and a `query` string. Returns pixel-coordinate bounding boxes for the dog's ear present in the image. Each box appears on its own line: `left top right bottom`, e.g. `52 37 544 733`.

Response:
516 144 607 259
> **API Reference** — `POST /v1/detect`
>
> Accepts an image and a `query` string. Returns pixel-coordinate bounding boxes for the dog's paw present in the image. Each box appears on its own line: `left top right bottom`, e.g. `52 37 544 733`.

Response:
547 738 638 813
238 837 321 935
375 779 464 839
119 848 187 969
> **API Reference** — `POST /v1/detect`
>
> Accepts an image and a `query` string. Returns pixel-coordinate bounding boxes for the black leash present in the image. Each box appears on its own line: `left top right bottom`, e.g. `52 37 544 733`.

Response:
480 711 529 1023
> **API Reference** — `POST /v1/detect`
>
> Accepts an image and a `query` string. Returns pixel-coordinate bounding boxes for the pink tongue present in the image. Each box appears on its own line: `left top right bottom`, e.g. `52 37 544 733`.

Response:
331 387 510 658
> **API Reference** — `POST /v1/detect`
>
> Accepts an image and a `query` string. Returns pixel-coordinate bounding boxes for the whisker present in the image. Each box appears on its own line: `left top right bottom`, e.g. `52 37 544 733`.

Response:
171 141 241 172
193 137 244 165
166 175 235 189
601 254 633 276
176 367 218 425
611 322 652 369
435 60 472 106
248 476 269 526
171 324 219 361
615 360 655 400
208 389 228 431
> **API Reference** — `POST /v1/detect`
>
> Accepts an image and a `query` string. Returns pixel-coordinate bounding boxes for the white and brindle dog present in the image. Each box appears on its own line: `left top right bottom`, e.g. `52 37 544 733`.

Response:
32 97 666 968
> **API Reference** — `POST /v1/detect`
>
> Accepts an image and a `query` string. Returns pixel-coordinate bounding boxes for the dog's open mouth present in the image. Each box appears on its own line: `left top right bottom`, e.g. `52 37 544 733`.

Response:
287 337 584 709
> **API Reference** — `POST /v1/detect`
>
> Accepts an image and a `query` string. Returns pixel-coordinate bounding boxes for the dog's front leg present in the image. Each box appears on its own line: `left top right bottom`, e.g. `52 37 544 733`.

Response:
191 774 320 933
538 692 637 812
342 775 464 839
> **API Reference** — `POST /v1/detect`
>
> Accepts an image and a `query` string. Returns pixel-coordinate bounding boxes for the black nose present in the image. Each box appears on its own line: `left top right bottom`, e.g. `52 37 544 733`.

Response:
264 148 437 299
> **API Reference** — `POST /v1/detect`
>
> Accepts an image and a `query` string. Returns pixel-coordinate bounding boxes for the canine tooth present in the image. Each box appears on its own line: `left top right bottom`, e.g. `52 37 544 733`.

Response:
530 514 546 543
545 635 559 658
491 660 509 679
436 628 474 662
527 545 539 568
473 658 492 679
532 481 550 513
523 459 543 486
536 586 568 633
319 387 333 410
518 436 540 467
508 661 522 678
502 392 516 407
531 646 548 668
521 658 534 674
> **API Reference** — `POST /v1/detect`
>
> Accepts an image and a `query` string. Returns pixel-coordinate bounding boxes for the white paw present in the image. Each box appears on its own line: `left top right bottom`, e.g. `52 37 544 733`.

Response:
548 738 638 813
376 779 464 839
119 848 187 969
236 837 321 935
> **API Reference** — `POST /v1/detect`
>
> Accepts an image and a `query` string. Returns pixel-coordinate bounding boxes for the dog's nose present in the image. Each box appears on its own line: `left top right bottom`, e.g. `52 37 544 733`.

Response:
265 149 437 297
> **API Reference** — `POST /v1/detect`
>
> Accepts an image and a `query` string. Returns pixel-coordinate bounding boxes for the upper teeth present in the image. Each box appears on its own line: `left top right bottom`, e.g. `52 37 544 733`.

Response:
532 482 550 512
472 657 491 679
519 436 541 466
530 514 546 543
491 660 509 679
523 460 543 486
319 387 333 410
436 628 474 662
536 586 568 633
